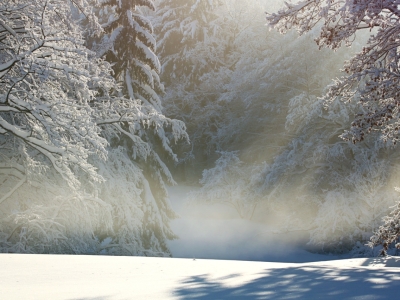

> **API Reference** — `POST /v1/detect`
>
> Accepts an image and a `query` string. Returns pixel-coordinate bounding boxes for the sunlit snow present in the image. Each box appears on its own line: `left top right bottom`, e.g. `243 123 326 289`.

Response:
1 254 400 299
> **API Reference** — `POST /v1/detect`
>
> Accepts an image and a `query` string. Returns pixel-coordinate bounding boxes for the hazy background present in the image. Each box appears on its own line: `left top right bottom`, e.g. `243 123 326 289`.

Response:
152 0 400 256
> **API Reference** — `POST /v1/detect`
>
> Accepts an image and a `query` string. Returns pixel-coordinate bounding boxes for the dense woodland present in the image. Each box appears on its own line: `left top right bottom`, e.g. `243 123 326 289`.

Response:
1 0 400 256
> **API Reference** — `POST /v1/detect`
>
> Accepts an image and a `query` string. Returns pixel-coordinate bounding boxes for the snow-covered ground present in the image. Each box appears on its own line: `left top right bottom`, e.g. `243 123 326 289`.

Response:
1 254 400 299
2 185 400 299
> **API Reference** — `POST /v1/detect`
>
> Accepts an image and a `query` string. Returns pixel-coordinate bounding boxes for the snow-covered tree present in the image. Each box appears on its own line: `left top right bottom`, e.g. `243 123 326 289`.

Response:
154 0 222 85
370 194 400 255
267 0 400 253
0 0 108 190
263 93 400 252
0 0 187 255
95 0 164 110
266 0 400 144
91 0 190 253
188 152 266 220
153 0 278 179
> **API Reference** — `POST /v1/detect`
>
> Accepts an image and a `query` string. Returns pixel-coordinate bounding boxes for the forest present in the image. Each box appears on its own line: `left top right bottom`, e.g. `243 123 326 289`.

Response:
1 0 400 258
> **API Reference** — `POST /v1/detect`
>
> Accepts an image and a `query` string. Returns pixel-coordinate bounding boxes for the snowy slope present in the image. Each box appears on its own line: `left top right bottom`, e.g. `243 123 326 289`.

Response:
1 254 400 300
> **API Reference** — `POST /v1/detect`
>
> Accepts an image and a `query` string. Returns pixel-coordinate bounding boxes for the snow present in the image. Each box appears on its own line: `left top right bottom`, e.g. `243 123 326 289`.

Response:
1 254 400 299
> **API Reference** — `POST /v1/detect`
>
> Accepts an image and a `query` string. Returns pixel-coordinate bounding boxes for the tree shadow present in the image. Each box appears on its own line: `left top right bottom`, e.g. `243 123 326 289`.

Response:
174 266 400 299
361 256 400 268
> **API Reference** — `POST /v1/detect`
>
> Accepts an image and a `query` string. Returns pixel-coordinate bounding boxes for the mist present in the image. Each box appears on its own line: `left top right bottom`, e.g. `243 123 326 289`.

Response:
167 186 335 262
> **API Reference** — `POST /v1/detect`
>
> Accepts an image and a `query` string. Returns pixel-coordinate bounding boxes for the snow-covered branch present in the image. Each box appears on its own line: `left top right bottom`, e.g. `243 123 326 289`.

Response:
267 0 400 144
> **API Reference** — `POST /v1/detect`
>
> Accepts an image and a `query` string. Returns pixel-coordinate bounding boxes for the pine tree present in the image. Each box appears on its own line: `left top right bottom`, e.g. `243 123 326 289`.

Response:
95 0 190 254
96 0 164 110
154 0 221 85
92 0 191 255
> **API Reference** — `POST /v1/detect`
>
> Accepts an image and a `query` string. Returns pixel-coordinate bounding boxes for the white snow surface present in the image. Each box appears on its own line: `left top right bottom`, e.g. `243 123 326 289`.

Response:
1 254 400 299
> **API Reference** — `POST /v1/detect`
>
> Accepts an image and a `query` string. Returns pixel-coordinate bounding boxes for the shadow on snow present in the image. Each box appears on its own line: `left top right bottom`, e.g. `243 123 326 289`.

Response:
174 266 400 299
